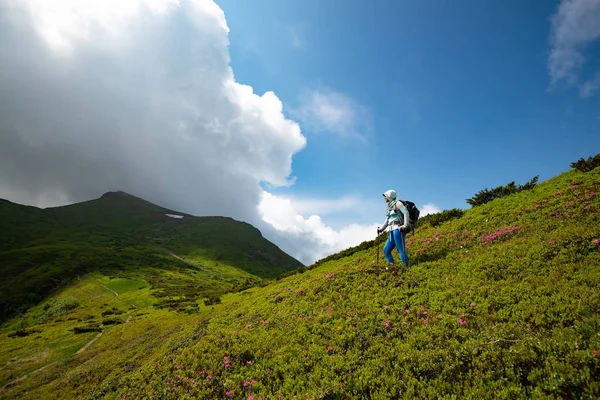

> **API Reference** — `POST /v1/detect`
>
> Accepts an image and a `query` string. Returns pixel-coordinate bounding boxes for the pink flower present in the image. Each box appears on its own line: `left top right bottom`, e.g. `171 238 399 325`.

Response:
327 346 333 352
247 361 252 365
248 396 254 400
206 375 212 380
244 381 250 387
404 309 409 315
593 349 598 357
423 319 428 325
383 306 389 311
470 302 476 307
594 239 599 245
226 391 232 397
384 320 390 328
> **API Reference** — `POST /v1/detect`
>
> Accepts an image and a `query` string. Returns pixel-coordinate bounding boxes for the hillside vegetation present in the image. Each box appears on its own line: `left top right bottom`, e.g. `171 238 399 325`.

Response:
1 168 599 399
0 191 302 322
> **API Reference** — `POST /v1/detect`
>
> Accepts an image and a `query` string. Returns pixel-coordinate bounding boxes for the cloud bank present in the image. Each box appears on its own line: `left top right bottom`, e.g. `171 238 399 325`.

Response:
0 0 382 264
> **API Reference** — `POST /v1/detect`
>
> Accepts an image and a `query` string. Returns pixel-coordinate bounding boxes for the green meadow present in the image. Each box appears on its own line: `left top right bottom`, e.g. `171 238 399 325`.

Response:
1 167 599 399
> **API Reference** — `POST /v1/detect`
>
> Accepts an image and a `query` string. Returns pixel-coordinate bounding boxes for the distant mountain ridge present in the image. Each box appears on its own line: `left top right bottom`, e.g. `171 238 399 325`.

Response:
0 191 302 322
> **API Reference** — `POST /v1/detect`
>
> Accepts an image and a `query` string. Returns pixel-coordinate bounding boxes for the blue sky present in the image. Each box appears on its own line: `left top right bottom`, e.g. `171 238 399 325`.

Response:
217 0 600 225
1 0 599 263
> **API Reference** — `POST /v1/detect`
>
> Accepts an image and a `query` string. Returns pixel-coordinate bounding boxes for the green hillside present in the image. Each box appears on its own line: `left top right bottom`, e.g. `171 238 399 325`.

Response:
1 168 599 399
0 191 302 322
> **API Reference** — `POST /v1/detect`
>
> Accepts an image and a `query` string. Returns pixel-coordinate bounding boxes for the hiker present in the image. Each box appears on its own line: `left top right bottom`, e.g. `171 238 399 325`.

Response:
377 190 409 268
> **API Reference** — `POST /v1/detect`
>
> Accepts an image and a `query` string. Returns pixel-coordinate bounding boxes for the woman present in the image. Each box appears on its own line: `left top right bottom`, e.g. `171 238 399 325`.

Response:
377 189 409 268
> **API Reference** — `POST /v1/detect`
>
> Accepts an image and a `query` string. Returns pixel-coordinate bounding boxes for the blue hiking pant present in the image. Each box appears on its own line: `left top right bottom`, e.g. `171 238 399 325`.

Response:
384 229 409 268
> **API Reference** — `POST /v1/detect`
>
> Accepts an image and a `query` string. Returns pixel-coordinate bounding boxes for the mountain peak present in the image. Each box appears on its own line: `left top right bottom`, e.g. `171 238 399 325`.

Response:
100 190 133 199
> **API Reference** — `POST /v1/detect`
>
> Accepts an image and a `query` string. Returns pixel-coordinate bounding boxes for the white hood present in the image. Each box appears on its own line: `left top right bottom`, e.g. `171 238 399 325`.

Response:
383 189 397 201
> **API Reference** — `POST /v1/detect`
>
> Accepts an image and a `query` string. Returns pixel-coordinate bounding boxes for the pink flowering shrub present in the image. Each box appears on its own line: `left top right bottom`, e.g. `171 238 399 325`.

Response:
481 226 522 245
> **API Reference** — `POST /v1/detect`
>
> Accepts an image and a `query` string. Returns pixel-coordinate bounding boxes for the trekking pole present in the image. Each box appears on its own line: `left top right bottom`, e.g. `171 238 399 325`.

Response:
375 227 379 266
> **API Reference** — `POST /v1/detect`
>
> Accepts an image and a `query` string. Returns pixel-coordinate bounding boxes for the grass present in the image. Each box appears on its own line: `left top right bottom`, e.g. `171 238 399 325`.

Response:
1 167 599 399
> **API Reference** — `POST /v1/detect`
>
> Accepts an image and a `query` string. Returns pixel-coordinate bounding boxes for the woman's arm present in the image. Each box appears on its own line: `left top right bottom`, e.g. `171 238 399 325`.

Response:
380 217 389 232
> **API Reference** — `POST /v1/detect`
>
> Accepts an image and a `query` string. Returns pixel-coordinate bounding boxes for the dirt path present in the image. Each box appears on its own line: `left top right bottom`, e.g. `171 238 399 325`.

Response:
2 305 134 390
2 361 58 389
2 313 133 390
168 251 197 268
75 331 103 355
168 250 214 271
167 250 231 278
100 284 118 300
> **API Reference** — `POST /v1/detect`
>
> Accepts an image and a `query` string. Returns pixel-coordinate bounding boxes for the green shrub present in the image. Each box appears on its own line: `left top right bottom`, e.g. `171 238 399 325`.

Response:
43 298 80 318
203 295 222 306
466 175 538 206
8 328 41 338
571 152 600 172
73 325 101 334
101 318 122 326
419 208 464 227
101 308 123 316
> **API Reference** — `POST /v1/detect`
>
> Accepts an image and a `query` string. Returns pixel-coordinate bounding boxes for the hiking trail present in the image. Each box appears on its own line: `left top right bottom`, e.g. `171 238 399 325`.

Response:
3 279 133 391
100 284 118 300
2 310 134 391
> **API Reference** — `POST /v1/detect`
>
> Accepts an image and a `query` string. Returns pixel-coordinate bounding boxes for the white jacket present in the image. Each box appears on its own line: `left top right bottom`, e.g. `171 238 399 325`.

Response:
381 189 409 232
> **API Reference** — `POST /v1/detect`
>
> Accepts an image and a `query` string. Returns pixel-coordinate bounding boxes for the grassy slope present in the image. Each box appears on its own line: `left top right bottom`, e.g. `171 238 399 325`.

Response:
2 168 599 399
0 191 302 322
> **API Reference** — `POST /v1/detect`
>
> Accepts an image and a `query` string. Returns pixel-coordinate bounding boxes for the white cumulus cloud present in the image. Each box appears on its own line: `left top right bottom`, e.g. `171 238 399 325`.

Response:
259 192 379 262
420 203 441 217
548 0 600 94
0 0 309 251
